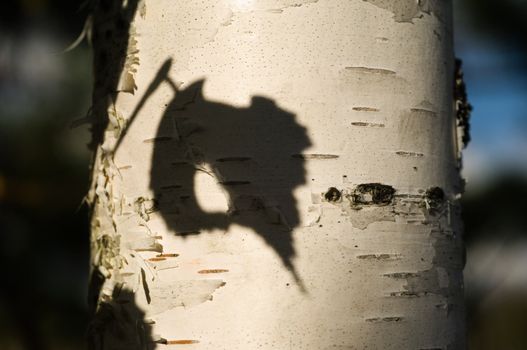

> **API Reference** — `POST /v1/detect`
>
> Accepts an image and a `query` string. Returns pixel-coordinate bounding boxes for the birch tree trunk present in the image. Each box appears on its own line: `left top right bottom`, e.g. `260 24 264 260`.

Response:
87 0 466 349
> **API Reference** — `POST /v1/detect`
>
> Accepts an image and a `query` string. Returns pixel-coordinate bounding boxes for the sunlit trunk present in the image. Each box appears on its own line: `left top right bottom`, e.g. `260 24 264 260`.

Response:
87 1 465 349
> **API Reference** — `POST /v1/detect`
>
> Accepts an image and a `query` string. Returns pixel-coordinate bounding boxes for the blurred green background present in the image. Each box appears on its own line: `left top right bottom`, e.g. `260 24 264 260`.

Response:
0 1 526 349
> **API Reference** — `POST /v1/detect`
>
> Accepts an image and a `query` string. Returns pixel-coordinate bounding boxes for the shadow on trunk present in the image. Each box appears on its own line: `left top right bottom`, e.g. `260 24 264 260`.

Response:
146 60 312 289
117 58 313 289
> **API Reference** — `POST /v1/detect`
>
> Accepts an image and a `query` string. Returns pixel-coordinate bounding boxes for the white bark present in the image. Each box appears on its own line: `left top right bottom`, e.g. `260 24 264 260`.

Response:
88 0 465 349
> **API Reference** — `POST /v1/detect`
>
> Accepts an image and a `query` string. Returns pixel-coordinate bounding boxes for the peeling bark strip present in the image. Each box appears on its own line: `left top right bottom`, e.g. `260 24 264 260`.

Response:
145 280 227 316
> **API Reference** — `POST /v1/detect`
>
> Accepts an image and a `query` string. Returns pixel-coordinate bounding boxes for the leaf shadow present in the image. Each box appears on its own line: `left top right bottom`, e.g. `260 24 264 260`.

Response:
129 58 313 290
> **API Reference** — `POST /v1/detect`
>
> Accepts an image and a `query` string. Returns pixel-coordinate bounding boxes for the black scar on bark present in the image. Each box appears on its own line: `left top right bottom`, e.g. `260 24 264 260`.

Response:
351 183 395 205
324 187 342 202
425 186 445 214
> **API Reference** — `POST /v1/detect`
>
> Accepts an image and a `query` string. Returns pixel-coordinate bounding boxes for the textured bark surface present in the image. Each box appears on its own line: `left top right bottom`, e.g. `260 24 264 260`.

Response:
88 0 465 349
